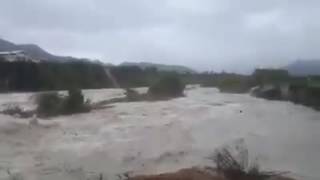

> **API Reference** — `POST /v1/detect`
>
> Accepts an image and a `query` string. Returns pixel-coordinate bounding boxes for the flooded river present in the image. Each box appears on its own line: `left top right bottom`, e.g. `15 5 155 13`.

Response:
0 87 319 180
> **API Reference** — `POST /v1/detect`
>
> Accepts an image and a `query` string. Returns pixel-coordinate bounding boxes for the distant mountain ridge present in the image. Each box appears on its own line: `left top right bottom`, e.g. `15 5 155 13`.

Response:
120 62 196 73
285 60 320 76
0 38 196 73
0 38 67 61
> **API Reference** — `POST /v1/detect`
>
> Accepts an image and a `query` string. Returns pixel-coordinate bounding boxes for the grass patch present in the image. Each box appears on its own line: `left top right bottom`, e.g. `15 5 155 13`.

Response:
93 85 185 109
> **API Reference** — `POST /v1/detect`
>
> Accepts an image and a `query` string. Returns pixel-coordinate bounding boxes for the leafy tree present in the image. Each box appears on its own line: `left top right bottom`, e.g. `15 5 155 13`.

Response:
148 75 185 98
36 92 64 117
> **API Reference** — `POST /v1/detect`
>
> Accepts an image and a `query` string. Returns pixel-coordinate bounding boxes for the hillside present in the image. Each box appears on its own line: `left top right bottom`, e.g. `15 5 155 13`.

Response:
120 62 196 73
286 60 320 76
0 38 196 74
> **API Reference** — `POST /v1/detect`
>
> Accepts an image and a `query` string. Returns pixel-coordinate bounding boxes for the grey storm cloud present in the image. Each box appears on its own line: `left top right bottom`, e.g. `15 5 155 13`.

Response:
1 0 320 73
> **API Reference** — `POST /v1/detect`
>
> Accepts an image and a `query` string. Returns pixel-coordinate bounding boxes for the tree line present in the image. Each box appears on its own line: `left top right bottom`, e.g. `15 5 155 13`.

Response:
0 59 110 91
1 56 319 96
0 58 193 92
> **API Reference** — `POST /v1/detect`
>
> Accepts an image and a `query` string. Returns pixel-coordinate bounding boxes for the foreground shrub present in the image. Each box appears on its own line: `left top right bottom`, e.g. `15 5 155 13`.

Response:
36 89 90 117
211 146 279 180
148 76 185 98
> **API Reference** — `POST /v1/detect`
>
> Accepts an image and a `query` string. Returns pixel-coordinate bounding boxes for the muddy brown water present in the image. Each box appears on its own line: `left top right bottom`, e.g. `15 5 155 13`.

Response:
0 87 319 180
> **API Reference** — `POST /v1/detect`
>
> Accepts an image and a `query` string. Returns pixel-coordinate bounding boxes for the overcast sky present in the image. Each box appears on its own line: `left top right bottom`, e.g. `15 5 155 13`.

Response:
1 0 320 73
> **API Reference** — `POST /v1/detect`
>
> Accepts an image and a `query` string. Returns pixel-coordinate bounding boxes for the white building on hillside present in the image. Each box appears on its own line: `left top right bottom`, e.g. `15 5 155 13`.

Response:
0 50 35 62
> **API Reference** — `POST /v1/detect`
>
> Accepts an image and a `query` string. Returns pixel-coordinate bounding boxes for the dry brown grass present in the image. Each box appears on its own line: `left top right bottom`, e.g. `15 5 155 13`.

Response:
129 168 223 180
129 145 295 180
128 168 295 180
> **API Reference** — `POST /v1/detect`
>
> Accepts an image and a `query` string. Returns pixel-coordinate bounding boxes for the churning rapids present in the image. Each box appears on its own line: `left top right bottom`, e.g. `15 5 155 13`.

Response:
0 87 319 180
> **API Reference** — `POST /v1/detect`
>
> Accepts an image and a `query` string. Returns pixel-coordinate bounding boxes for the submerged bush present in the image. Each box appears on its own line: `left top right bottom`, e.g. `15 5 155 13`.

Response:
63 89 90 114
1 105 34 118
36 89 90 117
148 76 185 98
125 88 142 102
36 92 64 117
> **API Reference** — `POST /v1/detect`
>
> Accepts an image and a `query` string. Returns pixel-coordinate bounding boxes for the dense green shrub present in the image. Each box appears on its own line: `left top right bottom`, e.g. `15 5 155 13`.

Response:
148 76 185 98
288 84 320 109
63 89 90 114
36 89 90 117
252 69 290 85
36 92 64 117
216 76 252 93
